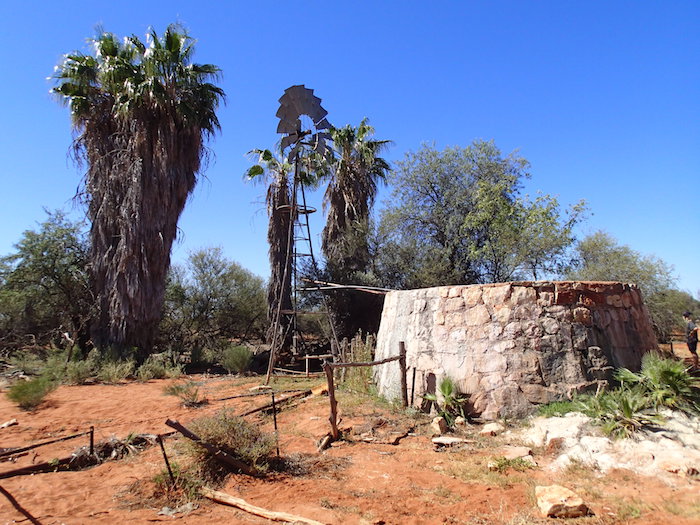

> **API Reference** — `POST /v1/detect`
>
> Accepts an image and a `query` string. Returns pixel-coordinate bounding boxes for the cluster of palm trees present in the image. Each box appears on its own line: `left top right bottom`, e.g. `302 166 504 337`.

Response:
53 24 390 360
53 25 224 359
246 118 391 353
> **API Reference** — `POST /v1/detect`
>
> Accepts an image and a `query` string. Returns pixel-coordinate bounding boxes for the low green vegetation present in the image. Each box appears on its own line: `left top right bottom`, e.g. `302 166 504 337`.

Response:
163 380 206 407
220 344 252 375
539 353 700 438
489 456 536 473
338 333 376 395
97 360 135 384
423 376 468 427
7 376 57 410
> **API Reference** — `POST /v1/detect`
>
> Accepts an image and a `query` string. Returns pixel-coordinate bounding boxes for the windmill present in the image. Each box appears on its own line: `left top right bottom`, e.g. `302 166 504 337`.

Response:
265 85 340 383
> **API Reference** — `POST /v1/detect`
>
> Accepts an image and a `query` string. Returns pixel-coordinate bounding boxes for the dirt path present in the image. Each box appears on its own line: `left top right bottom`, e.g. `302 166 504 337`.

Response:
0 375 698 524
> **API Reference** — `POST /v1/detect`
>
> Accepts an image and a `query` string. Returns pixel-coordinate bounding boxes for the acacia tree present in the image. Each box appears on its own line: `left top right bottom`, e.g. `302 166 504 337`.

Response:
52 25 225 359
0 211 91 350
377 140 585 288
322 119 391 339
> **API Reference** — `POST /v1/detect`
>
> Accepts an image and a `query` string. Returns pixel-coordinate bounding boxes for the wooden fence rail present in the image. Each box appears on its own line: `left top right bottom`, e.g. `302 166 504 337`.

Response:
320 342 408 449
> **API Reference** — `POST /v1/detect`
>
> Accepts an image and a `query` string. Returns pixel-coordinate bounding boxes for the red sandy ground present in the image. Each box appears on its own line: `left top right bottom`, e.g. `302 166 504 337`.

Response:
0 349 698 524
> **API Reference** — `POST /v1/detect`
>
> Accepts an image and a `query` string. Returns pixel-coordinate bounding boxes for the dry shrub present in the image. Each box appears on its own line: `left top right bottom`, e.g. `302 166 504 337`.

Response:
182 409 275 482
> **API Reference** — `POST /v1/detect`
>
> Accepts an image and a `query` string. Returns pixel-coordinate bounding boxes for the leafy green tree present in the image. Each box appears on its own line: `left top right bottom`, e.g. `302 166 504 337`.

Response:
376 140 584 288
52 25 225 359
0 211 91 350
158 247 266 354
322 119 391 339
565 231 695 341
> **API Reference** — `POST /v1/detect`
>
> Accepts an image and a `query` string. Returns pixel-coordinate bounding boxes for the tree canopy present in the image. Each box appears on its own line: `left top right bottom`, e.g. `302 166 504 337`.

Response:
0 211 91 350
566 230 697 341
159 247 266 355
375 140 586 289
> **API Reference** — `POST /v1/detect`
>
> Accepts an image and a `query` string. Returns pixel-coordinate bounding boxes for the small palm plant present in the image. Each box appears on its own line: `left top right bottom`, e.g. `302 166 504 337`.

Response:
616 352 700 414
423 377 468 427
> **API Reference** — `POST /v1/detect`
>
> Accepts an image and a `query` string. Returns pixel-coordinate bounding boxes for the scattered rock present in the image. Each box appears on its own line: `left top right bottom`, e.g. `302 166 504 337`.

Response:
535 485 590 518
500 445 532 460
158 502 198 516
479 422 505 436
432 436 471 448
431 417 448 435
454 416 469 428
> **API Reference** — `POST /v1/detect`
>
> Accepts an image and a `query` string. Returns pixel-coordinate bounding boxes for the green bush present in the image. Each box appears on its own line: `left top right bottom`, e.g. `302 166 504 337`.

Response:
577 388 661 438
136 356 167 381
64 359 96 385
183 408 275 481
163 380 205 407
220 345 252 375
7 376 57 410
97 360 135 383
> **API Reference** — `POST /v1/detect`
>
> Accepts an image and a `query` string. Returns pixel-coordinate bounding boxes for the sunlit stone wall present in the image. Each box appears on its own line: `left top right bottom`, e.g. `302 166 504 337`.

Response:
373 281 658 419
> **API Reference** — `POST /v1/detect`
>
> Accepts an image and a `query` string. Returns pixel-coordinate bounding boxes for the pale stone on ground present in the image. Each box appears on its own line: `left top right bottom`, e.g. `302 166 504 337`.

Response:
479 422 505 436
535 485 590 518
430 416 448 435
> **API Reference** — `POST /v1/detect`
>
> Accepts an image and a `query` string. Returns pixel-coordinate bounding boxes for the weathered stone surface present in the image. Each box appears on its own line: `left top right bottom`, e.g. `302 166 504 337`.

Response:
535 485 590 518
431 417 448 435
479 422 505 436
374 281 657 419
432 436 471 447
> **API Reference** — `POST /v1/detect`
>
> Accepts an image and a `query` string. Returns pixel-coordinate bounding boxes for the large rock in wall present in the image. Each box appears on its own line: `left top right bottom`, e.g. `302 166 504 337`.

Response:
373 281 658 420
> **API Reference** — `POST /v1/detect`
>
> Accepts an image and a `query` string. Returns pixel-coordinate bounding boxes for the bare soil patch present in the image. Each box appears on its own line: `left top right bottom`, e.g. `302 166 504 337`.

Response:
0 374 698 524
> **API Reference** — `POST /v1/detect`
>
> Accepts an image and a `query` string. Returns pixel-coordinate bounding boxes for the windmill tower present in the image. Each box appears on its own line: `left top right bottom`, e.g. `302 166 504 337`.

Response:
265 85 339 383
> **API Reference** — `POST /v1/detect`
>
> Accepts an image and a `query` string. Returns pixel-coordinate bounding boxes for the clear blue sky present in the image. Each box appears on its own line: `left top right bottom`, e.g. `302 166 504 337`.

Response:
1 1 698 295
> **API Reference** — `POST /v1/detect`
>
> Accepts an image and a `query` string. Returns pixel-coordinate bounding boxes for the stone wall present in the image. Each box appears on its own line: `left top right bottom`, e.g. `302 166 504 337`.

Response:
373 281 658 419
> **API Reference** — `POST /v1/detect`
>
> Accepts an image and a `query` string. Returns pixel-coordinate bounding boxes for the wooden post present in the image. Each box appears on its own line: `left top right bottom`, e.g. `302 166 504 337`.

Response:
157 435 175 486
399 341 408 408
271 393 280 456
305 355 310 377
89 426 94 456
411 367 417 406
323 362 339 440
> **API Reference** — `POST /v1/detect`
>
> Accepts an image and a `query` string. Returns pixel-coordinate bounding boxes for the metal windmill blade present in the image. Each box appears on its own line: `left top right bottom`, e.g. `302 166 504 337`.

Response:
277 85 332 156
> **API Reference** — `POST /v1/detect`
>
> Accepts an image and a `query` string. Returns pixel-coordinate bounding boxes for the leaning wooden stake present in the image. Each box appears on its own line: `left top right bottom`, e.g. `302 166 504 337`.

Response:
200 486 325 525
323 362 339 441
157 435 175 485
399 341 408 408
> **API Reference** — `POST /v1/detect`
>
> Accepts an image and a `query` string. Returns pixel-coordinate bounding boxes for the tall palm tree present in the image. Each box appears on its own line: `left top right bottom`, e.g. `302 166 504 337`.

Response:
323 118 391 339
52 25 225 359
245 149 294 352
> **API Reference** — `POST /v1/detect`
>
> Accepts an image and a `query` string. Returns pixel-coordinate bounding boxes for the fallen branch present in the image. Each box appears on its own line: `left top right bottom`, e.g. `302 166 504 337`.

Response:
237 390 311 417
0 456 75 479
200 486 325 525
0 429 92 459
0 419 17 430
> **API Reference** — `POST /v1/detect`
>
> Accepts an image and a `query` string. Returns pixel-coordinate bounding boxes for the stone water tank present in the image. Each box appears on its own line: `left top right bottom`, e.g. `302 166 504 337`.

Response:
373 281 658 419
